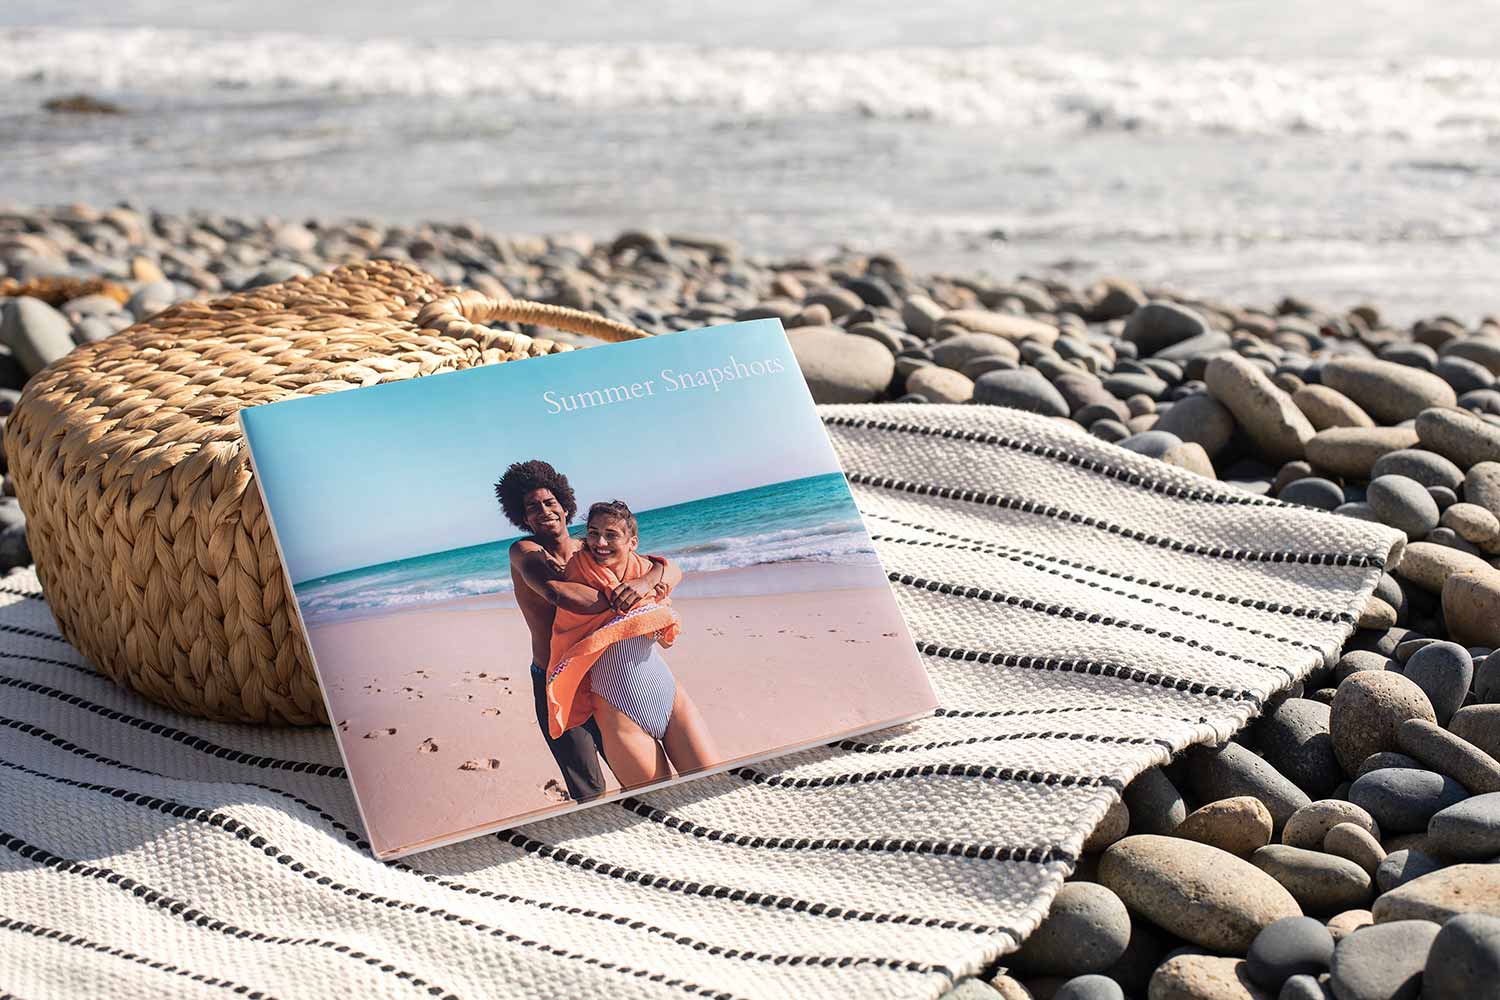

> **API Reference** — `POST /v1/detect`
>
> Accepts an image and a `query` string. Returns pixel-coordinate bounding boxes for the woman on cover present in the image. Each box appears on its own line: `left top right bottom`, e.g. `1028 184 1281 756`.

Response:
546 500 720 788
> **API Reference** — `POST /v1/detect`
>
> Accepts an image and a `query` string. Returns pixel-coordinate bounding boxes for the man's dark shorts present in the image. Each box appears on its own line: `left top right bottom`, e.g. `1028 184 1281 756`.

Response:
530 662 607 801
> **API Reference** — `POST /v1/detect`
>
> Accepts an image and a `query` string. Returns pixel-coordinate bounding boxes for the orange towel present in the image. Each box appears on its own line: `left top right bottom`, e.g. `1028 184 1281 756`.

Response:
545 549 680 738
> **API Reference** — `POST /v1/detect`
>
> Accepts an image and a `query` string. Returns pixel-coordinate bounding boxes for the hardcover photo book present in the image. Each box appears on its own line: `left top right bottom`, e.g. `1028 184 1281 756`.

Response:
238 318 937 859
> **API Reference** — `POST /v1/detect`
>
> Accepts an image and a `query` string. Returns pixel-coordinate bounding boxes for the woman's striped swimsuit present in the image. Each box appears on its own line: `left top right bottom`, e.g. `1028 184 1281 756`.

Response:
590 634 677 740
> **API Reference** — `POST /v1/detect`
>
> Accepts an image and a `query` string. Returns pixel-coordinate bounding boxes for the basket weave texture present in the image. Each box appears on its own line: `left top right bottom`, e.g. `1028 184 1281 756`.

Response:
5 260 646 724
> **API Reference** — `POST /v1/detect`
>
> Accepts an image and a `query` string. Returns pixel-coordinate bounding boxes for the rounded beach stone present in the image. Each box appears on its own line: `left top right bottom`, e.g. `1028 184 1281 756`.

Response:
1084 798 1130 852
1122 301 1209 356
1417 406 1500 469
1328 920 1440 1000
1321 357 1457 423
1370 448 1465 490
1424 914 1500 1000
973 368 1071 417
900 294 944 337
1118 430 1181 458
1444 568 1500 648
1395 540 1492 593
1250 845 1373 915
1185 742 1311 834
1147 955 1272 1000
1357 597 1397 631
1330 673 1437 776
1326 909 1374 941
1442 502 1500 546
1374 849 1446 894
905 365 975 403
1011 882 1131 976
1245 916 1334 990
1279 478 1345 511
1124 768 1187 835
1053 974 1124 1000
1467 462 1500 517
1275 974 1327 1000
1292 383 1374 430
1256 699 1343 799
1322 823 1386 878
1347 768 1468 833
1427 791 1500 860
0 296 77 376
1334 650 1394 683
1374 864 1500 922
1098 835 1301 953
944 309 1058 345
1282 800 1379 850
933 332 1021 370
1175 796 1274 857
1367 475 1441 540
788 328 894 403
1151 393 1235 456
1449 705 1500 760
1205 354 1315 463
1396 718 1500 794
1399 641 1472 726
1416 407 1500 470
961 354 1019 380
1161 442 1217 479
1305 426 1421 480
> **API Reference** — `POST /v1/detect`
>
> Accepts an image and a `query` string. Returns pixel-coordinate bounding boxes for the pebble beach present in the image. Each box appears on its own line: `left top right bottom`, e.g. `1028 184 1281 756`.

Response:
3 202 1500 999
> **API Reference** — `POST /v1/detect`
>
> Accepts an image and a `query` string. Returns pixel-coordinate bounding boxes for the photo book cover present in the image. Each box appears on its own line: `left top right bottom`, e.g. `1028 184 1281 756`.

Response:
238 318 937 859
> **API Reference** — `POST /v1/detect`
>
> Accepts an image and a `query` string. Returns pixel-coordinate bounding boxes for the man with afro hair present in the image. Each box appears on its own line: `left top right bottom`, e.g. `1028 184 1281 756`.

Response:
496 459 676 801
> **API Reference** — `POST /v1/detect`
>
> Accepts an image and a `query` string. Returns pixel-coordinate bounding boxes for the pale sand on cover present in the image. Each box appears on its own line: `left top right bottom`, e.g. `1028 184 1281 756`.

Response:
304 563 930 856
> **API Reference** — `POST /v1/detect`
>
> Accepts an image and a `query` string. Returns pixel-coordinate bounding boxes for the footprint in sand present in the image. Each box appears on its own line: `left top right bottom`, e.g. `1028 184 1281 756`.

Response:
418 738 438 753
336 720 349 733
480 707 501 717
362 727 397 739
409 669 429 679
541 778 568 803
458 758 502 771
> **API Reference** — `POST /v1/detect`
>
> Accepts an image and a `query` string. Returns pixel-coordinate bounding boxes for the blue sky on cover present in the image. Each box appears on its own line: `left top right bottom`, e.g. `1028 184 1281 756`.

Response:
240 319 842 583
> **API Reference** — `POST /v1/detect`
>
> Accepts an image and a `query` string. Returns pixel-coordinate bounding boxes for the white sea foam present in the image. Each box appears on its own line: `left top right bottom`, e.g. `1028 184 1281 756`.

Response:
4 27 1499 141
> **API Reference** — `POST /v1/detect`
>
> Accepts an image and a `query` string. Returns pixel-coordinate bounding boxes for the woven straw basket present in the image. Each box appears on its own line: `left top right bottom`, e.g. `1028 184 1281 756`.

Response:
5 260 649 724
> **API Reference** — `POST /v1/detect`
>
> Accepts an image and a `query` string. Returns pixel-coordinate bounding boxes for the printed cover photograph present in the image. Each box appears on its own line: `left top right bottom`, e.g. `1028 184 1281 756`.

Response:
238 318 936 859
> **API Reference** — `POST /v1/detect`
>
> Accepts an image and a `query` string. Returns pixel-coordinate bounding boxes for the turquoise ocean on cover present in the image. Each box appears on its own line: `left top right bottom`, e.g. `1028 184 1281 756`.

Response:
292 472 873 625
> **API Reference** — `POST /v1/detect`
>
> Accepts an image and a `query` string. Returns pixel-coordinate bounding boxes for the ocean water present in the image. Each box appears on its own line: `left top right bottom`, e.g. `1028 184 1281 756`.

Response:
3 2 1498 321
293 472 876 624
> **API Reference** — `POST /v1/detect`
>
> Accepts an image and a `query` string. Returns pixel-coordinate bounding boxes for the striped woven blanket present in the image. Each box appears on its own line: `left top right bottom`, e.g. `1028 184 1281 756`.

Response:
0 404 1402 1000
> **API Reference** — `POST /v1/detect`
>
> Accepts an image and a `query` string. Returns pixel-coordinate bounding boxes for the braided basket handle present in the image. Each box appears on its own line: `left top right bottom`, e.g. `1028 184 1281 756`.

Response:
413 289 648 357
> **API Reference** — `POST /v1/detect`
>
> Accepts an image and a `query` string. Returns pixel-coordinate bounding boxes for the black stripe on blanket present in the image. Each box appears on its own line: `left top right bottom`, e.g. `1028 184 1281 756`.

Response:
0 760 747 1000
498 831 1014 935
0 831 461 1000
823 414 1284 508
0 716 987 952
0 915 279 999
833 731 1164 754
891 572 1298 681
847 471 1387 567
914 643 1264 707
617 798 1073 864
873 534 1327 652
0 670 346 778
865 510 1356 623
727 763 1125 792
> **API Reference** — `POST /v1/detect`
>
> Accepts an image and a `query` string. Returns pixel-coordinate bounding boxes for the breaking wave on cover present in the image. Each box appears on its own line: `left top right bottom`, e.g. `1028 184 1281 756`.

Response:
294 522 874 624
5 27 1499 141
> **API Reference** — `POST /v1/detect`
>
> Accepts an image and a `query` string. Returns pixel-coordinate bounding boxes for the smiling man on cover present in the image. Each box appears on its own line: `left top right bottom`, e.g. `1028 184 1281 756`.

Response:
495 459 675 802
